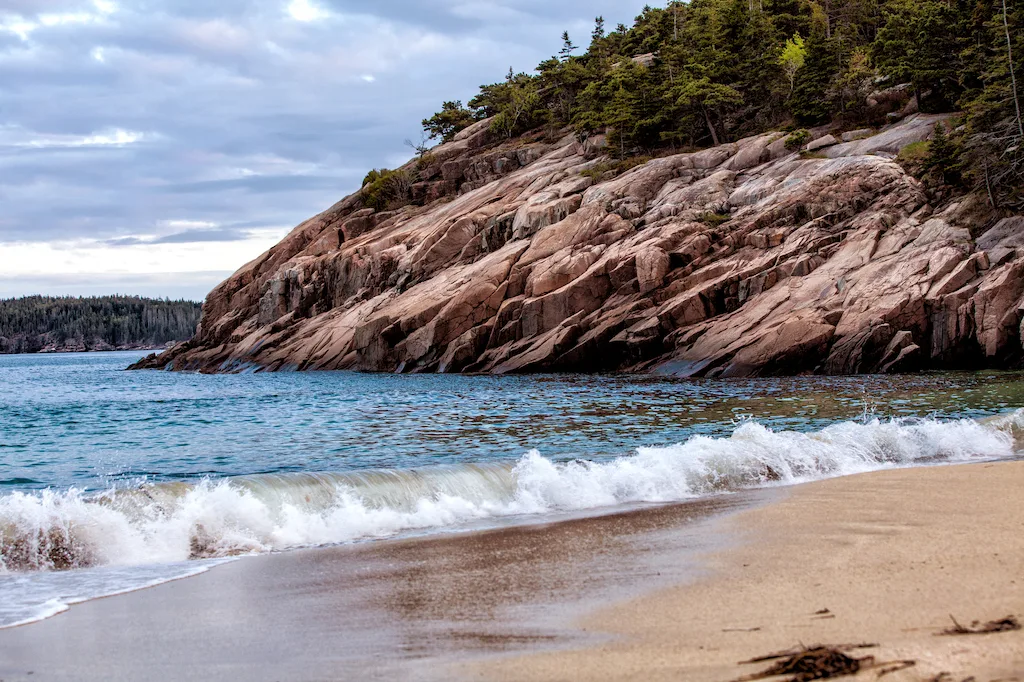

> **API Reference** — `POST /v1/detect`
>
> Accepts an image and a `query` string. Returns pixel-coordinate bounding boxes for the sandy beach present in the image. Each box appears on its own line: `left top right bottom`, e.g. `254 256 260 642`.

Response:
472 461 1024 682
0 491 768 681
0 462 1021 681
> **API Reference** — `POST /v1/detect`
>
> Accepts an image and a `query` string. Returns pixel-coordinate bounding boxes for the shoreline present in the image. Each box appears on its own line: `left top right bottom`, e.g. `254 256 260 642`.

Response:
471 461 1024 682
0 462 1021 680
0 490 774 681
0 347 168 356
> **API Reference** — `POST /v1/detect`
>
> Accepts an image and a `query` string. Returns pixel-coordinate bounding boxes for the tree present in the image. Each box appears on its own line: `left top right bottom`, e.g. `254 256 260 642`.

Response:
559 31 578 62
674 75 744 145
422 101 475 143
960 0 1023 208
830 47 874 119
789 19 843 124
1002 0 1022 139
490 80 547 138
780 34 806 96
925 121 959 185
872 0 965 111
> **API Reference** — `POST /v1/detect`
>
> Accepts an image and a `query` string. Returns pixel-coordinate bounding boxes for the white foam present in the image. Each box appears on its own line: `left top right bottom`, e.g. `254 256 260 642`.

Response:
0 411 1021 627
0 560 228 629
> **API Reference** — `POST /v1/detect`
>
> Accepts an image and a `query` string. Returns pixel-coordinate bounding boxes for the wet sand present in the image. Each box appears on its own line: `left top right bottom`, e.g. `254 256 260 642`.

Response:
472 461 1024 682
0 492 770 681
1 463 1021 682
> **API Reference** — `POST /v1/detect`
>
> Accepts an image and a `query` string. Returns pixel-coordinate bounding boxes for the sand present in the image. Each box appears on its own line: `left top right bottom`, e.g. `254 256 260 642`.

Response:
0 492 766 682
1 462 1021 682
469 461 1024 682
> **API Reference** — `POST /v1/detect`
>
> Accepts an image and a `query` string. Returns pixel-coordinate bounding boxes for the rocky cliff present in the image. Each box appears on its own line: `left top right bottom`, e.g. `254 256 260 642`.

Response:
133 115 1024 376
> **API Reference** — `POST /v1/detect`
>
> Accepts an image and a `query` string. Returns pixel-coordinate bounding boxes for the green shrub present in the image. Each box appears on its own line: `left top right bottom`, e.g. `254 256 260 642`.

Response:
415 153 437 172
698 210 732 227
784 129 811 150
361 168 413 211
897 140 930 164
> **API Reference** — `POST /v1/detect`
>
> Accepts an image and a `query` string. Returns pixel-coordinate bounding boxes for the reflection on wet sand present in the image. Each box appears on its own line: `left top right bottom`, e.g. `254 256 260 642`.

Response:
0 492 774 681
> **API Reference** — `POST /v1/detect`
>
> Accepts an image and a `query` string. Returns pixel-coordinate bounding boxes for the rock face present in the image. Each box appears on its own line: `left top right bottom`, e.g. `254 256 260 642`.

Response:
134 114 1024 377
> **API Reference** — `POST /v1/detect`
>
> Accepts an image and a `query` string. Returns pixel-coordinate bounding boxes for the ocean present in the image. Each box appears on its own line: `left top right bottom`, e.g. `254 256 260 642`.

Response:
1 351 1022 629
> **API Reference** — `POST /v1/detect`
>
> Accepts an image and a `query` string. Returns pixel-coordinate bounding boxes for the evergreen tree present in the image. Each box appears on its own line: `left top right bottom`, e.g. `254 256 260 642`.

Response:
789 15 843 124
925 121 959 184
872 0 966 111
592 16 606 44
559 31 578 62
421 101 475 143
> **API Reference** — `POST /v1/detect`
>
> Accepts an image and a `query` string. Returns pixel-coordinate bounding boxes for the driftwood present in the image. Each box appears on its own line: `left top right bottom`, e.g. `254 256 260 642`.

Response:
939 615 1021 636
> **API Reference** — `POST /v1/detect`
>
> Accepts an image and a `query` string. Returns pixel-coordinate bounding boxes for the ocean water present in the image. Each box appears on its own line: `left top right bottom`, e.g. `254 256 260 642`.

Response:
2 351 1024 628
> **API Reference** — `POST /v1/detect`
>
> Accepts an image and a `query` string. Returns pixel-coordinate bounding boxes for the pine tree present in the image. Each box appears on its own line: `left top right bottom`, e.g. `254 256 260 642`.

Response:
559 31 578 62
925 122 959 184
421 101 475 143
592 16 606 46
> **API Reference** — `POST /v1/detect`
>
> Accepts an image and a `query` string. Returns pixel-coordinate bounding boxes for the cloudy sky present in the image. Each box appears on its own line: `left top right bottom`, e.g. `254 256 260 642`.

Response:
0 0 653 301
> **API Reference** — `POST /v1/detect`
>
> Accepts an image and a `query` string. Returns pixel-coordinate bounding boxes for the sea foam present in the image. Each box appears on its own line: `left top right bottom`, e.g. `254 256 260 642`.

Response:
1 412 1020 575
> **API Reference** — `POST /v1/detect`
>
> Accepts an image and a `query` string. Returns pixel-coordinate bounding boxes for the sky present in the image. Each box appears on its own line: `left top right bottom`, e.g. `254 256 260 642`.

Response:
0 0 654 301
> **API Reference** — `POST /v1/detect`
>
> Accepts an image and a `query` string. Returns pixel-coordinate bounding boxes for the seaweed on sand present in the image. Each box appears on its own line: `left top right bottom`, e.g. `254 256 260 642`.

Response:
736 645 875 682
736 643 916 682
939 615 1021 636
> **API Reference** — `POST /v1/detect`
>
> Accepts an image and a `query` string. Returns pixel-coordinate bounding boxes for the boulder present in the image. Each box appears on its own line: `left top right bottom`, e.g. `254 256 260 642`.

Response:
806 135 838 152
841 129 874 142
825 113 952 158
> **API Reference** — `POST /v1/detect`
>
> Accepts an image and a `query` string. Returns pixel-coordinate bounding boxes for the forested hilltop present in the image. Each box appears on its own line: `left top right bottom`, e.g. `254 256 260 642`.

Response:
0 296 202 354
132 0 1024 377
412 0 1021 208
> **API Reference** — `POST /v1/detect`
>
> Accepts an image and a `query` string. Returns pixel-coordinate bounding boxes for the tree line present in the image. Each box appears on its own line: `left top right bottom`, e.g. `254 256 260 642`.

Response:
0 296 202 354
420 0 1022 208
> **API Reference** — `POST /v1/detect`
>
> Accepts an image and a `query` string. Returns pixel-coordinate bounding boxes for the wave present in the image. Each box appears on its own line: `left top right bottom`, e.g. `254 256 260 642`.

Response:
2 411 1022 574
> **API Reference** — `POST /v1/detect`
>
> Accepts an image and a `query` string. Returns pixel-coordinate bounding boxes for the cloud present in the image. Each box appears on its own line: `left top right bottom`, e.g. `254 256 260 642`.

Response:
0 126 149 148
287 0 330 22
0 0 655 298
105 227 254 245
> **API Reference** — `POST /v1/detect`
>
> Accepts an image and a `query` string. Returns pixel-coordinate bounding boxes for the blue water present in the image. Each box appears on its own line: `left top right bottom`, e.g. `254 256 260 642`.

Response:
2 351 1024 629
3 351 1024 493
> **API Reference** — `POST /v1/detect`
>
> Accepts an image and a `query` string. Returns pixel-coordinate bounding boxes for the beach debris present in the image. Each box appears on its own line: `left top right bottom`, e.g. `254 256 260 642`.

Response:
876 660 916 677
736 646 870 681
737 644 917 682
814 609 832 615
812 608 836 620
740 643 878 665
723 627 763 633
927 674 976 682
939 615 1021 636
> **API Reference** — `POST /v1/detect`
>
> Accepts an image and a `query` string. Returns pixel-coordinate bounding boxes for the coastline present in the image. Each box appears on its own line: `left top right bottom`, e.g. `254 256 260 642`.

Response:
0 491 774 682
471 461 1024 682
0 346 168 356
0 462 1020 681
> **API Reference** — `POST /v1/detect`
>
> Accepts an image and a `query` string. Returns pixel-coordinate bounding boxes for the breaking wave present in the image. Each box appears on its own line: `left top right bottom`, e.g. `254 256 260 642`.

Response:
2 411 1022 574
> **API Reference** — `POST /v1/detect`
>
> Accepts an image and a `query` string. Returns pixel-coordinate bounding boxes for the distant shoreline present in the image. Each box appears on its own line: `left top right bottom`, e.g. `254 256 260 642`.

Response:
0 345 171 356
